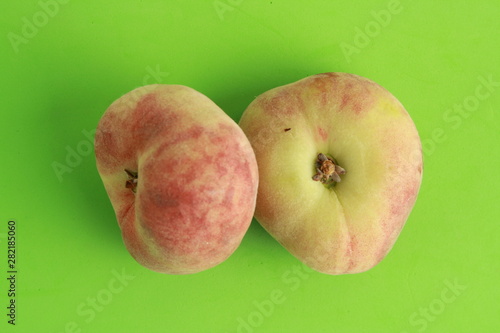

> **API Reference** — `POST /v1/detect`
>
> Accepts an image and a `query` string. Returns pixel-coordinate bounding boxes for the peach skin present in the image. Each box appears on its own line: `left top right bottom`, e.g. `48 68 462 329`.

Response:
239 73 422 275
95 85 258 274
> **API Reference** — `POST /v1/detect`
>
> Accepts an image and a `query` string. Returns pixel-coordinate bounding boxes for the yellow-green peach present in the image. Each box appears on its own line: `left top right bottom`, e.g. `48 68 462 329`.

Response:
239 72 422 275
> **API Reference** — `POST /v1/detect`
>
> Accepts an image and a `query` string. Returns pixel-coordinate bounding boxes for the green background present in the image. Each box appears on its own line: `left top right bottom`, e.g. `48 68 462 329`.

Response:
1 0 499 332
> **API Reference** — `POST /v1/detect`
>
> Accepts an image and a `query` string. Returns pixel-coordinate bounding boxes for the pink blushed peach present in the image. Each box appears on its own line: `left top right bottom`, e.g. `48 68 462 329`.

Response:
95 85 258 274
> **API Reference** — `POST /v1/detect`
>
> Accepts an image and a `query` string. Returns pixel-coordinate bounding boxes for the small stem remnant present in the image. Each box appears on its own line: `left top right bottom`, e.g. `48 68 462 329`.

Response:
125 169 138 193
312 153 346 186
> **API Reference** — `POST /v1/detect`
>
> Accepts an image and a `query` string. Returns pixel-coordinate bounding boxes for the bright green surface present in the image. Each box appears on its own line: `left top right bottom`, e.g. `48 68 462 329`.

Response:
1 1 499 332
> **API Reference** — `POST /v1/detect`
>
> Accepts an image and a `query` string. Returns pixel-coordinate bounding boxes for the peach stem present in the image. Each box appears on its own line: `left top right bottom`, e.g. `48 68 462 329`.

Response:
312 153 346 186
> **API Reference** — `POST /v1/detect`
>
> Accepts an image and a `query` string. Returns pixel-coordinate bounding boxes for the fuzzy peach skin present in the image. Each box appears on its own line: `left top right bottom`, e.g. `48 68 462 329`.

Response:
95 85 258 274
239 73 422 275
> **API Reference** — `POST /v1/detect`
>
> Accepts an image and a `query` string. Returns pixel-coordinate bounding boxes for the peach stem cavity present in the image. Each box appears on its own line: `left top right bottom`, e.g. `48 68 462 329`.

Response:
125 169 138 193
312 153 346 187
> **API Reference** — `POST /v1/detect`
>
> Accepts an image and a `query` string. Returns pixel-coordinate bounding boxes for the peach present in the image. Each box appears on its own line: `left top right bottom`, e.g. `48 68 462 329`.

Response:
95 85 258 274
239 73 422 275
